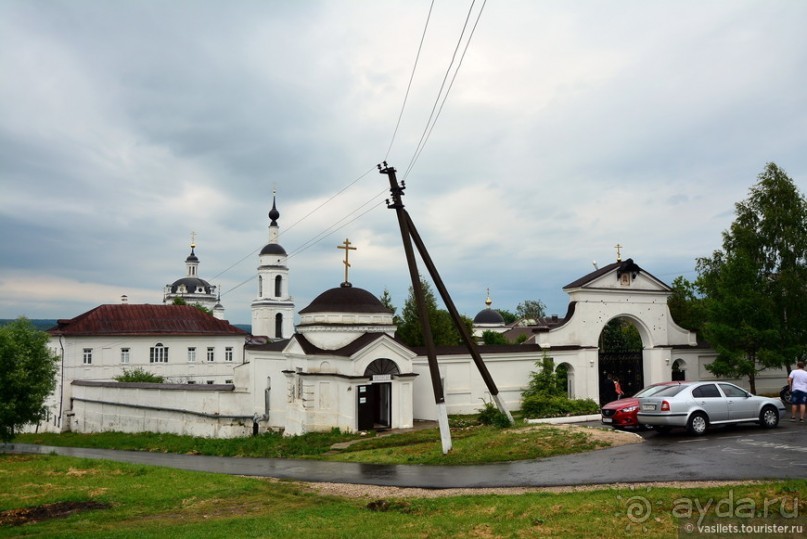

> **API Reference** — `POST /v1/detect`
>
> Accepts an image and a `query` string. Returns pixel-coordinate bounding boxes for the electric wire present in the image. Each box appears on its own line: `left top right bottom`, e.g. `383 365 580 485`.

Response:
384 0 435 162
220 188 388 298
214 3 488 297
402 0 483 181
407 0 487 176
209 166 376 283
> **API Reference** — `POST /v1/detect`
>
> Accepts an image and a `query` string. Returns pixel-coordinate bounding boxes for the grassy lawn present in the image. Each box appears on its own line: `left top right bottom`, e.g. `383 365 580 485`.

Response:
13 422 610 465
1 454 803 538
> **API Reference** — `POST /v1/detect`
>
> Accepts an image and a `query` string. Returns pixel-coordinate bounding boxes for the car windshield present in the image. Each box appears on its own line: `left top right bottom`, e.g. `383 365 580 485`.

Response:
633 384 675 398
649 385 688 397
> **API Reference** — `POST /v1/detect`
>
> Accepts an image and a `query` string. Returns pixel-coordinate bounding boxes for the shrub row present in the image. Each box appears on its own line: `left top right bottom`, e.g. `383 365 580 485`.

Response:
521 395 599 418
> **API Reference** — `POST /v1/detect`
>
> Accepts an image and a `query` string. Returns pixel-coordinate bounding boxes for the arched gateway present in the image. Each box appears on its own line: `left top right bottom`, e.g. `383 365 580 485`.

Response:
529 258 697 405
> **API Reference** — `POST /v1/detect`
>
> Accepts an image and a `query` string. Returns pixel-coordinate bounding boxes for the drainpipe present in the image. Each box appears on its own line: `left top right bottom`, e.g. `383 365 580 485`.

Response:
58 334 65 429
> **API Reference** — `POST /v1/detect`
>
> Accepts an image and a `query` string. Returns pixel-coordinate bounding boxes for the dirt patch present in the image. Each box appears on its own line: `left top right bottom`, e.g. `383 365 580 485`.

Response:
0 501 111 527
308 480 762 500
543 423 644 448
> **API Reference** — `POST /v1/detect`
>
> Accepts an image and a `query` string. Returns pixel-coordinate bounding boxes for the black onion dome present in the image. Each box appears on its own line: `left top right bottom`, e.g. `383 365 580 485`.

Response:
185 249 199 263
299 284 391 315
170 277 213 294
473 308 505 325
269 198 280 225
260 243 287 256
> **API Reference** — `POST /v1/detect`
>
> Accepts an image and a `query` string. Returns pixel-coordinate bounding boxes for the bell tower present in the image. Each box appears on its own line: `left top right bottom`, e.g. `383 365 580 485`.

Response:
251 192 295 339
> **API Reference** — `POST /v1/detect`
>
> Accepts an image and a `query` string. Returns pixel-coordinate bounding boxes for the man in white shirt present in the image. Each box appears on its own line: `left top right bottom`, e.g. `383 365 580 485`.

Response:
788 361 807 422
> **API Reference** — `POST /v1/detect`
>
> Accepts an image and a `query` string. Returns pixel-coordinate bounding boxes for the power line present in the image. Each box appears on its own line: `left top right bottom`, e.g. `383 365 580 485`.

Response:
407 0 487 177
403 0 486 181
384 0 435 162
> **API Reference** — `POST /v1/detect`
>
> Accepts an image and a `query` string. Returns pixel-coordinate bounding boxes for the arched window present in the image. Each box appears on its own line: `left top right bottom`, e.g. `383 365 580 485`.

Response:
274 275 282 297
275 313 283 339
150 342 168 363
258 276 263 297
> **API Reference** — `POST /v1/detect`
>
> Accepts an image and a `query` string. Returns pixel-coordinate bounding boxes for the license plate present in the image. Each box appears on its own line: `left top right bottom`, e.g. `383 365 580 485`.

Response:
641 403 656 411
602 417 612 423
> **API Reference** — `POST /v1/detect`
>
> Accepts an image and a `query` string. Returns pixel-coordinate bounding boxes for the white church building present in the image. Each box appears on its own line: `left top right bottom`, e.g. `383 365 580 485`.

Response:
35 196 784 438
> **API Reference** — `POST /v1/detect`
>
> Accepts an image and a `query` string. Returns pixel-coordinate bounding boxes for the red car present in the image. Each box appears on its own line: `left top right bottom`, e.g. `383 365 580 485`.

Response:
601 382 682 429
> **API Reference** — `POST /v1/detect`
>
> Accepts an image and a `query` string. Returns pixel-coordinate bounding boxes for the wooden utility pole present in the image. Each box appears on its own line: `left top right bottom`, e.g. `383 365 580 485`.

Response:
379 163 513 454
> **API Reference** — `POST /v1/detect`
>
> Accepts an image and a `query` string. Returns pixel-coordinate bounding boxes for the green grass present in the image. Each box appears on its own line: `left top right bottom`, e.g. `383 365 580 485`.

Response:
14 422 610 465
1 454 803 538
326 424 608 465
13 429 364 458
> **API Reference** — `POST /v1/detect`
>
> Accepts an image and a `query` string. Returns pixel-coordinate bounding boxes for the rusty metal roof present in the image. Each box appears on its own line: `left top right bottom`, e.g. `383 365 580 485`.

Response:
48 304 248 337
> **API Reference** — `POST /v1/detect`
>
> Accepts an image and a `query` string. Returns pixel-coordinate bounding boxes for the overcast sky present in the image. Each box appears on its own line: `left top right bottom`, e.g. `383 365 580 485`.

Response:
1 0 806 326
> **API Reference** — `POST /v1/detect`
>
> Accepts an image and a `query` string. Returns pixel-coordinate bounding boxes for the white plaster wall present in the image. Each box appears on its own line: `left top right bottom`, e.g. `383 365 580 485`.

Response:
68 383 253 438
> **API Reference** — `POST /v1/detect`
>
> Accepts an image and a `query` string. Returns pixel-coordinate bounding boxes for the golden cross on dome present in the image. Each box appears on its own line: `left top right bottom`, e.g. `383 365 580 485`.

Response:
338 238 357 283
615 243 623 262
191 231 197 249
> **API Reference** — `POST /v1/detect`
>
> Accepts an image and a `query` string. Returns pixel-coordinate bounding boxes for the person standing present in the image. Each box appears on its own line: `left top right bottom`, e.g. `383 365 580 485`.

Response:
788 361 807 422
613 376 625 399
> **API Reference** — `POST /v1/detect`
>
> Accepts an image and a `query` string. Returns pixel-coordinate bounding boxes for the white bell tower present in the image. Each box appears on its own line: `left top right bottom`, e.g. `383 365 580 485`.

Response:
251 192 295 339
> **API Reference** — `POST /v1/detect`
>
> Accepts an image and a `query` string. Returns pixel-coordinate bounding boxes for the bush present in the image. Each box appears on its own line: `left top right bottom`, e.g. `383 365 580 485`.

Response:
115 368 165 383
477 400 513 428
520 395 599 419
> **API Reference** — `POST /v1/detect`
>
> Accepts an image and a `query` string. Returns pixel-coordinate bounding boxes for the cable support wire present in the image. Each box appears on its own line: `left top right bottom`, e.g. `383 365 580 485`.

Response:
210 166 376 284
384 0 435 162
403 0 487 181
219 186 388 298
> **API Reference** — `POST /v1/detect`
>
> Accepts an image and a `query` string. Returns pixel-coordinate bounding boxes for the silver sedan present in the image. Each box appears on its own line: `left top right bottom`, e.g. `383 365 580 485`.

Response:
636 381 786 435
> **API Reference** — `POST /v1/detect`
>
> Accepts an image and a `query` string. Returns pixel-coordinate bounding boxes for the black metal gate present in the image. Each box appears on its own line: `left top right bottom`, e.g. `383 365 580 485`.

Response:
598 351 643 405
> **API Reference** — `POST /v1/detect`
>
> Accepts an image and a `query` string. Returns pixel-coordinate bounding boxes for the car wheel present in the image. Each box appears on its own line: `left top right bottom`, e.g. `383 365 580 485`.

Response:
687 412 708 436
759 406 779 429
780 386 791 406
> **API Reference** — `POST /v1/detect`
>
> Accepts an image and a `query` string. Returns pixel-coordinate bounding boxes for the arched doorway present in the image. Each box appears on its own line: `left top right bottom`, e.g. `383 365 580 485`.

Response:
672 358 687 381
598 317 644 404
358 358 400 431
557 362 575 398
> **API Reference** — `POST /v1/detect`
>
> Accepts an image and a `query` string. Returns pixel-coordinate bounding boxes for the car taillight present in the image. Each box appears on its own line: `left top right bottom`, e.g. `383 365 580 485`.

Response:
661 400 670 411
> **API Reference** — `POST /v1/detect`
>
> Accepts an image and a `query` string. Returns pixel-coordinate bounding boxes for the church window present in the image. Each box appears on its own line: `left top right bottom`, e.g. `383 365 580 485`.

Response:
207 347 215 362
258 275 263 297
225 347 233 362
150 343 168 363
83 348 93 365
206 380 214 385
275 313 283 339
274 275 282 297
120 348 130 364
225 379 233 384
187 347 196 362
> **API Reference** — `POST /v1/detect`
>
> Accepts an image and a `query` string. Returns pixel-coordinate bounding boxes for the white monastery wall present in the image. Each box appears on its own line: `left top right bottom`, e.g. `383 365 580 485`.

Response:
67 381 253 438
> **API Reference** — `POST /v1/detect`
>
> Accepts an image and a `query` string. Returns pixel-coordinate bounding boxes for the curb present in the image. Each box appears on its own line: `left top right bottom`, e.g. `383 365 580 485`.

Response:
525 414 601 425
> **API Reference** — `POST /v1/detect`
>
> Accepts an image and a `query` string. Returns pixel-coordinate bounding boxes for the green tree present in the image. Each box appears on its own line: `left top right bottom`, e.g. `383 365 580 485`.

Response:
0 318 58 442
522 355 566 398
667 276 705 332
115 367 165 383
496 309 517 325
379 288 401 325
397 278 463 347
599 318 642 352
482 330 509 345
696 163 807 392
516 299 547 321
171 297 212 315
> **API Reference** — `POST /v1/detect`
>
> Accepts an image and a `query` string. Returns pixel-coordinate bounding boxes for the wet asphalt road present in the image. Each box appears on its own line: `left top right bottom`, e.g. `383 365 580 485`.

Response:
4 421 806 488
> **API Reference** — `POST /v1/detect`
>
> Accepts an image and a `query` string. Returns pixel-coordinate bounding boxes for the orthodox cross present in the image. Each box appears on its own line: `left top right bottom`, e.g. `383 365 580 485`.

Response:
614 243 623 262
191 231 197 249
338 238 357 283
